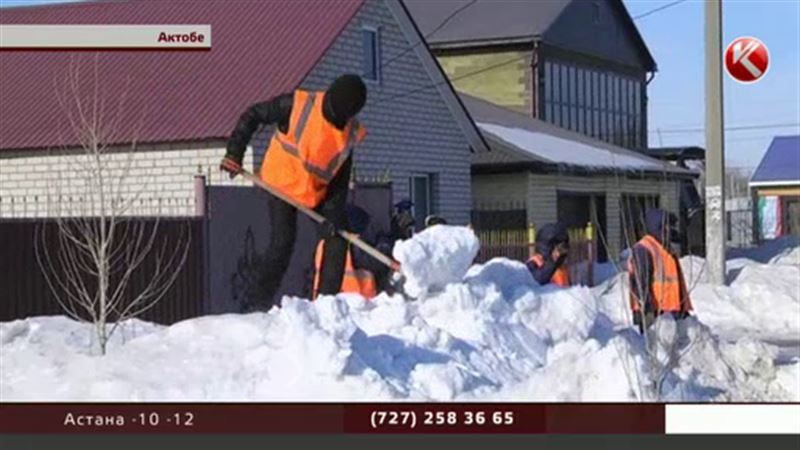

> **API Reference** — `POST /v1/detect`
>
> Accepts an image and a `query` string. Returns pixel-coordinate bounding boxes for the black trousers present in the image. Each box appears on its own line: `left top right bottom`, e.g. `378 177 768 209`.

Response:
253 158 351 310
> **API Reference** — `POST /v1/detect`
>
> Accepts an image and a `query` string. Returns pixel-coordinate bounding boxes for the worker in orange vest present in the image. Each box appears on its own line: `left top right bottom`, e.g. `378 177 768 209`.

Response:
628 208 693 333
313 205 387 300
220 74 367 311
526 223 570 287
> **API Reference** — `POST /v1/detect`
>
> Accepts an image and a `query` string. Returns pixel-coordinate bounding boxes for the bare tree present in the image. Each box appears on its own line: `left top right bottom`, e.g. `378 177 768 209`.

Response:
34 54 191 355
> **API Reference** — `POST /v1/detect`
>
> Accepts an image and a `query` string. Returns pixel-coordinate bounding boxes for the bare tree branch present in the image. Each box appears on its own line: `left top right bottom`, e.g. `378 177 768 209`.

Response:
35 54 192 355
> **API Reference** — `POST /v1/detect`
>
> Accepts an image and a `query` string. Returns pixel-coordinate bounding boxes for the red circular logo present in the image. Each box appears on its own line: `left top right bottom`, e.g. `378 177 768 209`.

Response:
724 36 769 84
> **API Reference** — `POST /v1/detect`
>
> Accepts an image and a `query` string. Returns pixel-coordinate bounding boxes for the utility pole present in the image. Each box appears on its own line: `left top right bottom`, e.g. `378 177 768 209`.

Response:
705 0 726 285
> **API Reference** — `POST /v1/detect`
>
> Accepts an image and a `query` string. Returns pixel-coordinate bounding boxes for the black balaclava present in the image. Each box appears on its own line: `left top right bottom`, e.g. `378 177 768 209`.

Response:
645 208 678 244
323 74 367 130
535 223 569 256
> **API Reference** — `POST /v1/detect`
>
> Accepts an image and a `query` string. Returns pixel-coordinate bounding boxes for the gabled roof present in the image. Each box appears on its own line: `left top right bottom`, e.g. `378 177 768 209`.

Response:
1 0 365 151
1 0 488 154
750 136 800 186
404 0 656 71
461 93 693 177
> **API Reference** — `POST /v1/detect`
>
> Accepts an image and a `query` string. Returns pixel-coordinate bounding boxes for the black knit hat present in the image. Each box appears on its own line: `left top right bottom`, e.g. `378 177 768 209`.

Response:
325 74 367 123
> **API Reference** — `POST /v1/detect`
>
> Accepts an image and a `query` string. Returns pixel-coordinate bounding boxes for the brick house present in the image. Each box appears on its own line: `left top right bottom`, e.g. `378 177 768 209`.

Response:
0 0 486 224
406 0 656 150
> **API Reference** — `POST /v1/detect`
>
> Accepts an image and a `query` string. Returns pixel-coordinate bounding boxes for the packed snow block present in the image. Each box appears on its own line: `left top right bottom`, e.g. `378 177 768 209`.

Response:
392 225 480 297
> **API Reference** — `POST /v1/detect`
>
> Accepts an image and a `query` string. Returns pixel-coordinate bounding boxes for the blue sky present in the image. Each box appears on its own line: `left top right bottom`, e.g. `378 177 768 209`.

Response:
623 0 800 169
3 0 799 169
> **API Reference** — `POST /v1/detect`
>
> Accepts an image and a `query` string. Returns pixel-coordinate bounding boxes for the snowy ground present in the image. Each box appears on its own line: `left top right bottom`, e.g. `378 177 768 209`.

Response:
1 227 798 402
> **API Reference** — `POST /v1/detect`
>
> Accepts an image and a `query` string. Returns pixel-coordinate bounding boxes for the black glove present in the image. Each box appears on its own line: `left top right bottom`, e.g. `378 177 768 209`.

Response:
220 155 243 179
319 220 338 238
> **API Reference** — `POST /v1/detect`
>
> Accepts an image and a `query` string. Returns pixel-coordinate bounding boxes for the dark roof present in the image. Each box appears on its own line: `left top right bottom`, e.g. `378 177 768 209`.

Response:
461 93 693 177
403 0 570 46
750 135 800 184
642 146 706 161
404 0 656 71
0 0 364 151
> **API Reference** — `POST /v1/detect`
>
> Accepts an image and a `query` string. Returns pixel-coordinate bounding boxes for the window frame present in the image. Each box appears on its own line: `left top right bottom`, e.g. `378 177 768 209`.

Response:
409 174 434 228
361 26 381 84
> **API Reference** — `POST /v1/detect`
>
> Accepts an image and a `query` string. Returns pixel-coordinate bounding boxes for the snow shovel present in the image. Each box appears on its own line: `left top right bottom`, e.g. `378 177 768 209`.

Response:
239 169 402 274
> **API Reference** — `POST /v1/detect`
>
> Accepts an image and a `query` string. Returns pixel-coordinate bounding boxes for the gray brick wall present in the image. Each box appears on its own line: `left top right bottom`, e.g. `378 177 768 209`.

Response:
252 0 473 224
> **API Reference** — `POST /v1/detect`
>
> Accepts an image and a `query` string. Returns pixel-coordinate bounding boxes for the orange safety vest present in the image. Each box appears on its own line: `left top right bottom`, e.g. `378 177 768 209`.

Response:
261 89 367 209
627 235 693 313
313 240 377 300
528 254 570 287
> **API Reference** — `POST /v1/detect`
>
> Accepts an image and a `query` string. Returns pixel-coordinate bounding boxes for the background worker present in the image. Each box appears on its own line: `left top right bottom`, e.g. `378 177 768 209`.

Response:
313 204 390 300
527 223 570 287
391 199 416 239
220 74 367 311
628 208 693 333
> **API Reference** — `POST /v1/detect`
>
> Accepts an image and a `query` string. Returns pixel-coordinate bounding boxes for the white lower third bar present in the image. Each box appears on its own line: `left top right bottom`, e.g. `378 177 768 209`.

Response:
666 405 800 434
0 25 211 49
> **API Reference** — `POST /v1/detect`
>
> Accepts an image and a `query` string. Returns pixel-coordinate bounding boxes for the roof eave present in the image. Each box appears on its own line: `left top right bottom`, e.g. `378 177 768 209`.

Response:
428 35 536 51
473 160 697 179
749 180 800 187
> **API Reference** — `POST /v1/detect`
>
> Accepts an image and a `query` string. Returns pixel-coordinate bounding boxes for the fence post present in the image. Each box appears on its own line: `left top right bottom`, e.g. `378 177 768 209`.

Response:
527 222 536 260
586 221 594 287
194 174 207 217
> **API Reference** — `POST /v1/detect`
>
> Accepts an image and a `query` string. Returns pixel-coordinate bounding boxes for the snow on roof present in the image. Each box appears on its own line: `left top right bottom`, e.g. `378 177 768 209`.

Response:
461 93 690 175
750 135 800 185
477 122 663 171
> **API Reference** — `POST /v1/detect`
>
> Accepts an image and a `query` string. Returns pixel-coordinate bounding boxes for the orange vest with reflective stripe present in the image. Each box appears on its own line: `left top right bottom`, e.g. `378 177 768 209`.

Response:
313 240 377 300
627 235 693 313
529 254 570 287
261 89 367 208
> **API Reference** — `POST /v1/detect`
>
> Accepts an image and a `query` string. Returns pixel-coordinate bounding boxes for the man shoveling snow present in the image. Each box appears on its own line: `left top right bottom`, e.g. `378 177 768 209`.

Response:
219 74 369 310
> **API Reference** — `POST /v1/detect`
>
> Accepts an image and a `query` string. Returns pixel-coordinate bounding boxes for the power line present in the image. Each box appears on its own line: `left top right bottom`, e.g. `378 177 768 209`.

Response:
379 0 690 105
652 122 800 134
632 0 688 20
381 0 478 71
381 53 525 103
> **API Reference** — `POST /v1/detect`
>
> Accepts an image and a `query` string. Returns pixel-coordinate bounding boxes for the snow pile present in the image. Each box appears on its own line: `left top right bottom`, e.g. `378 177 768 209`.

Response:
728 235 800 264
392 225 479 297
690 263 800 341
1 226 797 402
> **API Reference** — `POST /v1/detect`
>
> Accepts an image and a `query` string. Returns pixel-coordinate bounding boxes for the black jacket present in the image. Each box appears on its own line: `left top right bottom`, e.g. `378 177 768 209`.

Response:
225 94 294 162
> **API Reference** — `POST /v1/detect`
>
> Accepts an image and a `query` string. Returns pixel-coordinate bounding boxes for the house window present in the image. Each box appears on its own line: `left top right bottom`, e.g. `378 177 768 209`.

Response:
410 174 433 229
592 2 601 24
577 68 585 133
569 66 577 131
563 65 568 128
361 27 380 82
544 61 553 121
551 62 561 125
621 79 629 147
633 82 641 147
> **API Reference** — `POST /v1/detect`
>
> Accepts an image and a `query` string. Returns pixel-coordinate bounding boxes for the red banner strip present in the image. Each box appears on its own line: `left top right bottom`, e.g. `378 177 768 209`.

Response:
0 403 665 434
